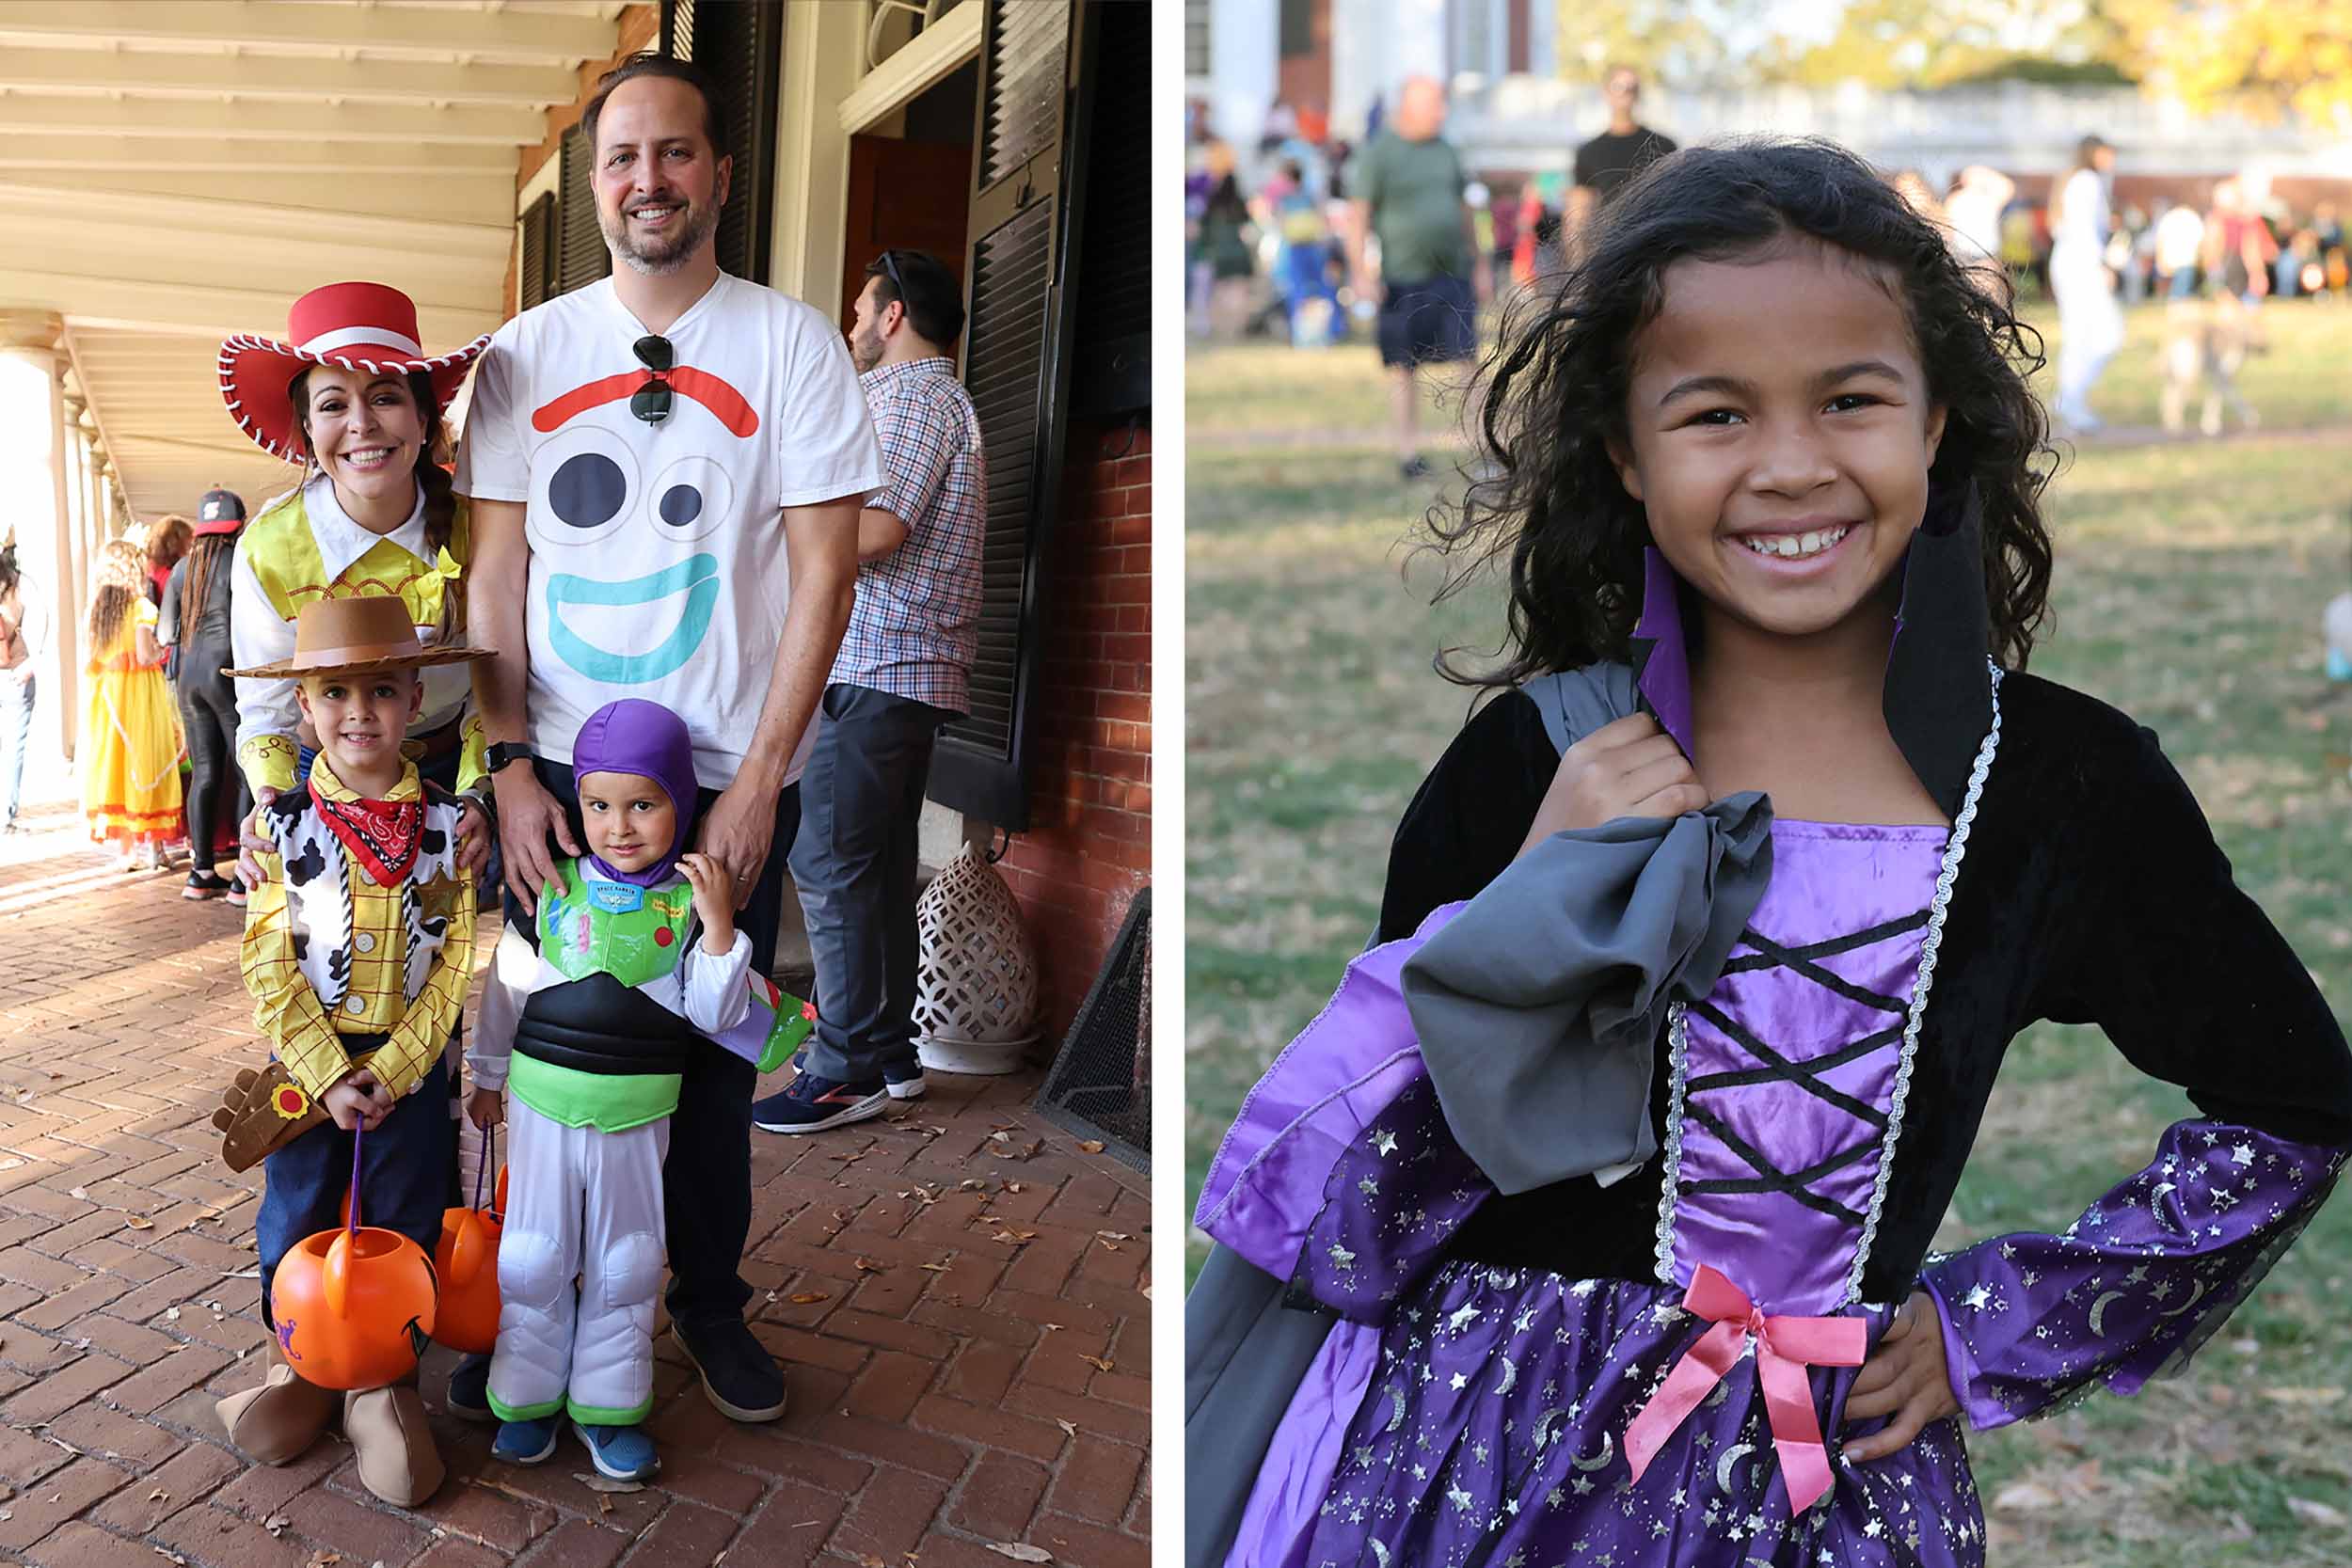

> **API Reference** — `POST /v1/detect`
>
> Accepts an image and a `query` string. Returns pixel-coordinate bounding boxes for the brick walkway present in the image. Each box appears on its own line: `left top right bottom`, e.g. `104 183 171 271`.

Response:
0 800 1151 1568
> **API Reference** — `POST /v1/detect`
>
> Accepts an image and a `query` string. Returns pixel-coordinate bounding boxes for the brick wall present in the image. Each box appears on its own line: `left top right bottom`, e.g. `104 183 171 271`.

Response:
501 3 661 318
993 421 1152 1045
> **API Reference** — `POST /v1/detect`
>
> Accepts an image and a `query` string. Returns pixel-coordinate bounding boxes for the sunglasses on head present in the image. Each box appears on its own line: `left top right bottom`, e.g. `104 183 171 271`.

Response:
630 334 674 424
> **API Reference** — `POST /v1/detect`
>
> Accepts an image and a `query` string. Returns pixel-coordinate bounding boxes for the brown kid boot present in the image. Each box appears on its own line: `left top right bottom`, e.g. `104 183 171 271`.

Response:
343 1375 445 1507
215 1338 339 1465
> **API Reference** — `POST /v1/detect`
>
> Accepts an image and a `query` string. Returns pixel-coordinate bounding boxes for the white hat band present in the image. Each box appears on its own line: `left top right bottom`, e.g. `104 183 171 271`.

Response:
297 324 425 358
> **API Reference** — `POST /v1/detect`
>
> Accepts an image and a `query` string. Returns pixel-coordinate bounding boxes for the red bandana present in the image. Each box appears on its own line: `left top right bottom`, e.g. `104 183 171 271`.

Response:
310 781 422 888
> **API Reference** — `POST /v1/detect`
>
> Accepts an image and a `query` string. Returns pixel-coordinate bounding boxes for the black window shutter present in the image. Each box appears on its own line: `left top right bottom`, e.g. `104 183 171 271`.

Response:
660 0 780 285
519 191 558 310
1071 0 1149 418
556 121 612 295
927 0 1095 831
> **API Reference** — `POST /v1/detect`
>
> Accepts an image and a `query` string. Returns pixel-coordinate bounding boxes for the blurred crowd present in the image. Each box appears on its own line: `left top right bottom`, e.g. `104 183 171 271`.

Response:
1184 91 2352 351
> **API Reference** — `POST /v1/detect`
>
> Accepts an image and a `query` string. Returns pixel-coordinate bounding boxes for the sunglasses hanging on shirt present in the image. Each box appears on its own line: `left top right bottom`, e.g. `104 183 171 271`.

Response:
630 334 675 424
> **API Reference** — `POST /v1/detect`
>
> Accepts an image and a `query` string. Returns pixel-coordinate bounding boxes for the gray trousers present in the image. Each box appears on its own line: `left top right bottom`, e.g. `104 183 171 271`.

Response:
788 684 949 1083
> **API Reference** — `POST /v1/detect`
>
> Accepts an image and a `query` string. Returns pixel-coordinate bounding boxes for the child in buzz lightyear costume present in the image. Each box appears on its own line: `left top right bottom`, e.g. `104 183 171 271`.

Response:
466 698 810 1483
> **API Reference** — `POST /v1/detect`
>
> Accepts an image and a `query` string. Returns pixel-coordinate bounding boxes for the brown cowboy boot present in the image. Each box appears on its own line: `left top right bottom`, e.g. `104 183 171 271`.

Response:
343 1373 445 1507
215 1338 339 1465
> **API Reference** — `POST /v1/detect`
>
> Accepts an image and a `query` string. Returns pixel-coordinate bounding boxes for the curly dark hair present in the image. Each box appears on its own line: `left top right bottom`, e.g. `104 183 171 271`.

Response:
1428 136 2058 687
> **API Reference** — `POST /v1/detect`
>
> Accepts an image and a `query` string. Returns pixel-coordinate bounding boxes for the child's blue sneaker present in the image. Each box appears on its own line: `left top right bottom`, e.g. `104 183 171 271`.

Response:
573 1419 659 1483
491 1415 560 1465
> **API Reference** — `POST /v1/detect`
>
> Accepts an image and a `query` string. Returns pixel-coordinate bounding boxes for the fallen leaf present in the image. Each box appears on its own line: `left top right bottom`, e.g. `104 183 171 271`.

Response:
919 1262 951 1273
829 1148 870 1165
1097 1242 1120 1252
598 1495 612 1516
853 1258 885 1274
570 1471 644 1495
1077 1141 1105 1155
985 1546 1052 1563
69 1186 87 1200
165 1307 181 1321
2286 1497 2346 1528
855 1556 889 1568
303 1552 342 1568
989 1131 1010 1143
125 1215 154 1230
1075 1354 1114 1372
764 1290 779 1304
787 1291 830 1305
151 1551 186 1565
264 1513 293 1537
148 1488 168 1502
1041 1323 1062 1332
1056 1418 1077 1437
992 1122 1019 1132
1096 1232 1130 1241
1992 1480 2059 1512
1005 1181 1024 1194
2257 1386 2344 1405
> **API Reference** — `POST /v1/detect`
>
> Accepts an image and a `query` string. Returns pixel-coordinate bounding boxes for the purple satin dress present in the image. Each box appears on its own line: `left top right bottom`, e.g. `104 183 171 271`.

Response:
1199 818 2342 1568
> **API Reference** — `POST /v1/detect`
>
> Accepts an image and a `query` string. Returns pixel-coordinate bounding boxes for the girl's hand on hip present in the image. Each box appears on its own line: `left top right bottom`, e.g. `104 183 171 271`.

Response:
453 800 492 877
236 785 280 890
1840 1290 1961 1464
1518 713 1709 857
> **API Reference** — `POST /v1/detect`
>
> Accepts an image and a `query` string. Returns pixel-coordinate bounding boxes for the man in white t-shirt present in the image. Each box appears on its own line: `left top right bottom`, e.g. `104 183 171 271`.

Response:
458 52 880 1436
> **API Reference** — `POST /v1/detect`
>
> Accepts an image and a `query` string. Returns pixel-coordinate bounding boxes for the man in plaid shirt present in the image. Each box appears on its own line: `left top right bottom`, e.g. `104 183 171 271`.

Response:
755 248 986 1133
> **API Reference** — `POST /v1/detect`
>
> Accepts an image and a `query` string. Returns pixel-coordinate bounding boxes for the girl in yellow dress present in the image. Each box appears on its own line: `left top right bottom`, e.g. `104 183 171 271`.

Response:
82 537 184 866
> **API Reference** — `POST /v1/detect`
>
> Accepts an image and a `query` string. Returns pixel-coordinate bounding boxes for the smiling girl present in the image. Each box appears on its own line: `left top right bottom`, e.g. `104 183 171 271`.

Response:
1187 138 2352 1568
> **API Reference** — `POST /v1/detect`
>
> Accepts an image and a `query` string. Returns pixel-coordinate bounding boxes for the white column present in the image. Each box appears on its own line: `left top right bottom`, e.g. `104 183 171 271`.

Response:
0 314 77 790
1207 0 1277 149
769 0 866 313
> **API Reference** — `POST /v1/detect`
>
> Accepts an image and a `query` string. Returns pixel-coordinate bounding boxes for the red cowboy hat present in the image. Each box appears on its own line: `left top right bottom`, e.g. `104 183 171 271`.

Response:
217 281 491 461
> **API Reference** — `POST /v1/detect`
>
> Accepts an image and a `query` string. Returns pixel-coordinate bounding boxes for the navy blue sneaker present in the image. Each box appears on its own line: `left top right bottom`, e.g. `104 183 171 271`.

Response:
883 1061 927 1101
446 1353 493 1423
491 1415 560 1465
670 1320 787 1423
573 1419 660 1483
751 1071 887 1133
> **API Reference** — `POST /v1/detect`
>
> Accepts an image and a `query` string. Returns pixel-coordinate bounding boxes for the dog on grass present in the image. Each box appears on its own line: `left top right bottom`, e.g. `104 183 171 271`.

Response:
2159 296 2261 437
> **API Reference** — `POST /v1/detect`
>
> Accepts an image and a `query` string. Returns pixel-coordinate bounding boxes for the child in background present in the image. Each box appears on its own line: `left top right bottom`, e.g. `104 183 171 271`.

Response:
212 594 487 1508
80 537 183 867
467 698 808 1482
1188 137 2352 1568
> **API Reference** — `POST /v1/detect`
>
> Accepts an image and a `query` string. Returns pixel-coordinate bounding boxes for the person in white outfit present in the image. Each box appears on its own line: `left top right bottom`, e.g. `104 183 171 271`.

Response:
466 697 798 1482
2049 135 2124 432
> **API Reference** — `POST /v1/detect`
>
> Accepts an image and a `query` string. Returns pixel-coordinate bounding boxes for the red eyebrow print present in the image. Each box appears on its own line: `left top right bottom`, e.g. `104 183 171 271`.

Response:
530 365 760 437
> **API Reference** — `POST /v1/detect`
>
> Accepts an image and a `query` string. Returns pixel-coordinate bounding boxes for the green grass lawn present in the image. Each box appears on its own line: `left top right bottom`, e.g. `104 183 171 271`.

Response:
1184 301 2352 1563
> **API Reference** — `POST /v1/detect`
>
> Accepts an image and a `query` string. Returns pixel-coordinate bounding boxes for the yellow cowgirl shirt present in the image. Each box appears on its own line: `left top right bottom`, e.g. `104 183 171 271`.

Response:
228 473 486 798
241 755 475 1102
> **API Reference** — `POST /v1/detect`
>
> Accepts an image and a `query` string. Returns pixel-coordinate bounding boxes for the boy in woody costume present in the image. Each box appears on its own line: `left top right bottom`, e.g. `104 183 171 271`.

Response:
211 594 489 1507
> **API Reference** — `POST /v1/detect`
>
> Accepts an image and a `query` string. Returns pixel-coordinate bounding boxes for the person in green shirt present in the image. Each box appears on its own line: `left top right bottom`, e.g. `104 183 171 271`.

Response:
1347 75 1493 480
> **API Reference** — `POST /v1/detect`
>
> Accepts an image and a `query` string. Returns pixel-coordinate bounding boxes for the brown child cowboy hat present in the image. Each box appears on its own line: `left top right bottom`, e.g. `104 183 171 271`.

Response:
218 280 491 461
222 594 493 681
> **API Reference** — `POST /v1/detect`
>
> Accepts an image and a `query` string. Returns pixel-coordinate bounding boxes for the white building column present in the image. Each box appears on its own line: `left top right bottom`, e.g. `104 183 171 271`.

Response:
1331 0 1448 141
769 0 866 315
0 312 77 792
1206 0 1278 148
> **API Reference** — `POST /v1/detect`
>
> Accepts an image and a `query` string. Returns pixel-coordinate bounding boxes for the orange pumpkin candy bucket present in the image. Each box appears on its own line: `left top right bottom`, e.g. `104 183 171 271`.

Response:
273 1126 437 1390
429 1132 505 1355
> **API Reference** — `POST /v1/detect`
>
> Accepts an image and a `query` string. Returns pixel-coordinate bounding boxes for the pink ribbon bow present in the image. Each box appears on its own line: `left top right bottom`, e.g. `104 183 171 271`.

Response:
1622 1264 1867 1515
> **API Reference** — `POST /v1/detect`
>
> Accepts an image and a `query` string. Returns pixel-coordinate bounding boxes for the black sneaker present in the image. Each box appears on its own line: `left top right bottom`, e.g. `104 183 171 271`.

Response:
446 1352 493 1423
883 1062 927 1101
751 1071 887 1133
670 1319 787 1423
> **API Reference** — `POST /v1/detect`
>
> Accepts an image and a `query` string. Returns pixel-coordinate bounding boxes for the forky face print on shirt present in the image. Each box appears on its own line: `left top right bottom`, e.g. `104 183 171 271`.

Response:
524 362 761 686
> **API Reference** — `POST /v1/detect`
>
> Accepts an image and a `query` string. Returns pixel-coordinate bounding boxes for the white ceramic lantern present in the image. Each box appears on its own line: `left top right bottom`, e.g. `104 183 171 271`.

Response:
913 842 1041 1074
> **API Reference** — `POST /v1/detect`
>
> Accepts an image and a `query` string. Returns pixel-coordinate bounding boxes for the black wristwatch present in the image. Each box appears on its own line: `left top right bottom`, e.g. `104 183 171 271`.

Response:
485 741 536 775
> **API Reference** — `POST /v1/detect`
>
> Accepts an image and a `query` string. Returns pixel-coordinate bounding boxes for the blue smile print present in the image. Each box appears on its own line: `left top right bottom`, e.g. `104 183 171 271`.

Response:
546 555 720 685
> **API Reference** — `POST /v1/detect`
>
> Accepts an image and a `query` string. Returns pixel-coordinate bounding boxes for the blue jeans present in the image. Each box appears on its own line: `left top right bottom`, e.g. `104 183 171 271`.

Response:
787 685 948 1084
0 673 33 826
256 1053 454 1329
